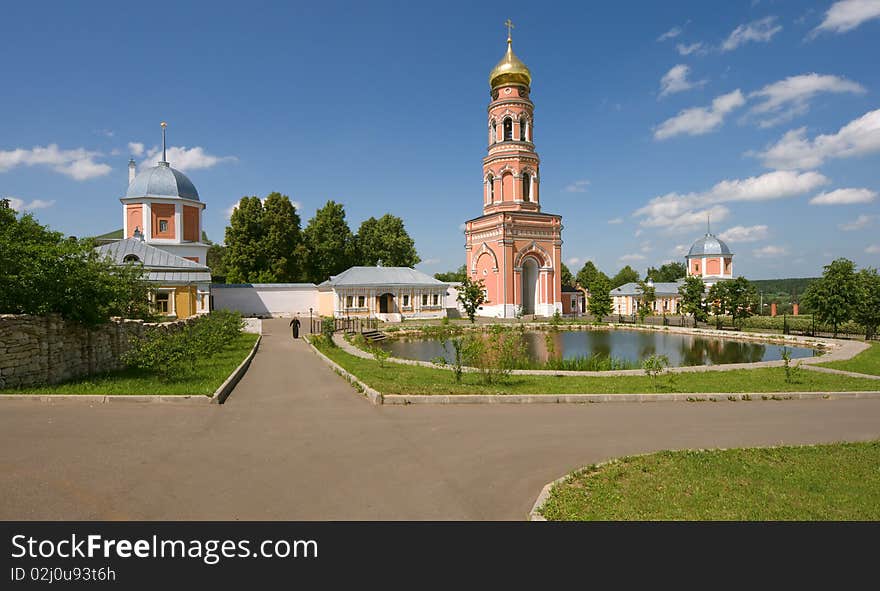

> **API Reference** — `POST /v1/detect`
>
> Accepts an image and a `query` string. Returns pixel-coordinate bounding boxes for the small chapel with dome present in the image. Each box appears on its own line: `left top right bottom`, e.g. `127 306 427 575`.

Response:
94 123 212 318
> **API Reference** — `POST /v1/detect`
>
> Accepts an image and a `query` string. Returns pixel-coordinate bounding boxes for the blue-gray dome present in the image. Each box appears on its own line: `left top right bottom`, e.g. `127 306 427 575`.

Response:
687 233 732 257
126 161 199 201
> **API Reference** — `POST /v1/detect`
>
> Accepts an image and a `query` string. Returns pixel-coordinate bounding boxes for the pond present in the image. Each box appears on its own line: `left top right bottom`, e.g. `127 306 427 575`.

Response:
375 329 821 368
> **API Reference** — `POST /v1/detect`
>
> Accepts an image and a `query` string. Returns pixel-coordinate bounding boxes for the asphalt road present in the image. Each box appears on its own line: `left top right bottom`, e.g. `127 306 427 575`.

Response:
1 318 879 520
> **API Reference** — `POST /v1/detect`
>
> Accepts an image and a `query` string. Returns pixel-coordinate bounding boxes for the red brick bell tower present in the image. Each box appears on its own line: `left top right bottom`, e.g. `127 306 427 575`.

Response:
464 21 563 317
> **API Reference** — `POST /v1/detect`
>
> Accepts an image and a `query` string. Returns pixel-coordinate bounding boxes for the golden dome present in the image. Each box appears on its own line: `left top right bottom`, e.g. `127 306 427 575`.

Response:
489 38 531 89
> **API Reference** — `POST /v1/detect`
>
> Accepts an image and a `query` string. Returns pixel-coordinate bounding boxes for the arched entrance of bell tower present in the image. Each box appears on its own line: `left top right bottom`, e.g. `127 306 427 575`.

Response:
521 257 539 315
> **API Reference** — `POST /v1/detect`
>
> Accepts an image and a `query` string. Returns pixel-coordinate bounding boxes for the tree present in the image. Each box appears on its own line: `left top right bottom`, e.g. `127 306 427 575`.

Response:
434 265 467 282
576 260 609 293
611 265 640 289
678 275 707 322
560 263 575 288
803 258 857 336
206 244 227 282
354 214 420 267
457 276 487 323
646 262 686 283
0 199 152 325
262 192 303 282
223 193 304 284
708 277 758 329
587 274 613 320
302 200 356 283
224 196 267 283
636 279 656 321
706 280 730 329
853 268 880 340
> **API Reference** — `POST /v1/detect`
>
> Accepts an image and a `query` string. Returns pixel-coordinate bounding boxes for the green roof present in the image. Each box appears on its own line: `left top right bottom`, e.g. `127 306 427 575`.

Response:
93 228 123 240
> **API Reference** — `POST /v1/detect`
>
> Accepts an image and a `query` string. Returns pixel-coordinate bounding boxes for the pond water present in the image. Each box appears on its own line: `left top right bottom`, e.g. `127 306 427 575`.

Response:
376 329 820 368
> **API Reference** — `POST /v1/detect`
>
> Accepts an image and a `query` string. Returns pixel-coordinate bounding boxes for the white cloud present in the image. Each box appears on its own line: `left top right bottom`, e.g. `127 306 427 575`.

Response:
128 142 145 157
721 16 782 52
419 258 441 265
566 257 581 266
139 145 236 171
672 244 689 256
676 42 707 56
657 26 683 42
640 242 653 253
654 90 745 140
619 253 646 262
753 245 788 258
5 197 56 211
563 179 590 193
634 170 828 230
718 224 769 242
0 144 111 180
458 223 466 232
866 244 880 254
839 214 876 230
757 109 880 169
809 188 877 205
812 0 880 35
659 65 707 98
747 73 865 128
607 217 624 225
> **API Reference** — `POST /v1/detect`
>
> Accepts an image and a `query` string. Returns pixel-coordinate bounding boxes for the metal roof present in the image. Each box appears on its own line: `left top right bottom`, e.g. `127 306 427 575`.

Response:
687 233 732 257
319 266 447 288
125 162 200 201
95 239 210 285
610 281 684 297
147 271 212 283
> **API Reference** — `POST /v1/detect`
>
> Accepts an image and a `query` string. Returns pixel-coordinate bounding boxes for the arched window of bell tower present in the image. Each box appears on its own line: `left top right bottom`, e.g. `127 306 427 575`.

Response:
489 120 496 144
503 118 513 141
522 173 530 201
519 118 528 141
487 174 495 203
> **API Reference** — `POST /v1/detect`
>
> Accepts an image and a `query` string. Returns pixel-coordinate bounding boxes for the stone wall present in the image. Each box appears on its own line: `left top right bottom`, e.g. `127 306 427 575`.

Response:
0 314 190 389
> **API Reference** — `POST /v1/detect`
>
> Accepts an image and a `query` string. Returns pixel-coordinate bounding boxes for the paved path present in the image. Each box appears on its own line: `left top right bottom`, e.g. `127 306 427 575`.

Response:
1 318 879 520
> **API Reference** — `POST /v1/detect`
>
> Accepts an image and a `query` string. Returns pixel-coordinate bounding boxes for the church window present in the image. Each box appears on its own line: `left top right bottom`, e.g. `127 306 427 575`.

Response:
432 294 439 306
155 292 170 314
488 174 495 202
159 220 169 233
358 295 365 308
402 294 410 307
123 254 140 263
522 173 530 201
489 120 496 144
422 294 428 306
520 119 527 141
503 118 513 141
345 296 353 308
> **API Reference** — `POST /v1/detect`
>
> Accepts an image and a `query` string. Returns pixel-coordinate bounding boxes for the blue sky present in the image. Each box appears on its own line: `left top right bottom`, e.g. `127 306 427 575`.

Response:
2 0 879 280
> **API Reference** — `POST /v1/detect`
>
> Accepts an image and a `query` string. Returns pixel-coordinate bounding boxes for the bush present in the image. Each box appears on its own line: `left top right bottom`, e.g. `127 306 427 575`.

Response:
321 317 336 344
123 311 244 379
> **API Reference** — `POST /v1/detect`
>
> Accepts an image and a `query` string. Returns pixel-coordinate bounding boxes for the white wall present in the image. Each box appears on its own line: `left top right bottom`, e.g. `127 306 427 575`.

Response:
212 284 318 318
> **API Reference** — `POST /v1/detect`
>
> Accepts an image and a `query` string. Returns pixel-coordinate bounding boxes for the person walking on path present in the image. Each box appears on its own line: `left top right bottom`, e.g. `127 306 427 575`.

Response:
290 314 301 339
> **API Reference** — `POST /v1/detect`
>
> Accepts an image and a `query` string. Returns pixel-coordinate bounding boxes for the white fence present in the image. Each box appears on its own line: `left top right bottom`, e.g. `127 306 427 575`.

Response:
212 284 319 318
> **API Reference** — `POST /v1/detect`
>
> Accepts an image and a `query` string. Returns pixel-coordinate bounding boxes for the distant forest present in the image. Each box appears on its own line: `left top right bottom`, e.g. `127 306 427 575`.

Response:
750 278 818 297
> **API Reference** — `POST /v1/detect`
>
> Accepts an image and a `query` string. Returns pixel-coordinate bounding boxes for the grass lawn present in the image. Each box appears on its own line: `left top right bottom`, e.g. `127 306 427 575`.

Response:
539 441 880 520
818 342 880 377
314 343 880 395
2 333 258 396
